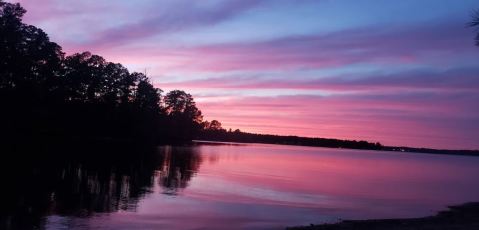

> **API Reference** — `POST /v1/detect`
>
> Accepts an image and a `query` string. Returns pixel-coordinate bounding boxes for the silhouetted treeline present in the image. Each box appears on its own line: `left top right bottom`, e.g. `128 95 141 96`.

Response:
199 120 383 150
199 120 479 155
0 2 203 144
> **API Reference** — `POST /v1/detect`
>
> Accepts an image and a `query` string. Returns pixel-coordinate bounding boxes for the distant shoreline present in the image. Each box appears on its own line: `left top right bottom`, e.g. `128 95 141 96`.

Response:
194 136 479 156
286 203 479 230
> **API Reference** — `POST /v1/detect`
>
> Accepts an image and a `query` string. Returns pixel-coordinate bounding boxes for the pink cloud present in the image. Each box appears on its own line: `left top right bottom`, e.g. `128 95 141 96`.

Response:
59 20 478 77
196 93 479 150
158 67 479 92
15 0 268 49
9 0 478 149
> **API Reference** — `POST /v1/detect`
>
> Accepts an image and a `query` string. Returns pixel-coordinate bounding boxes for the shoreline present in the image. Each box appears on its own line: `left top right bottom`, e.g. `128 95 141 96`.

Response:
286 203 479 230
194 139 479 157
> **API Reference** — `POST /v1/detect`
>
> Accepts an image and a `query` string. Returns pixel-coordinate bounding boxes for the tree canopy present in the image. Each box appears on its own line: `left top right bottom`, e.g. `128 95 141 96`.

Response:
0 2 203 144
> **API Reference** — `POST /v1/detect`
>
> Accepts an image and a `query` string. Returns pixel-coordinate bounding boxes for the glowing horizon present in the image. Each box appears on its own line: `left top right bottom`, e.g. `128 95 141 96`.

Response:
11 0 479 149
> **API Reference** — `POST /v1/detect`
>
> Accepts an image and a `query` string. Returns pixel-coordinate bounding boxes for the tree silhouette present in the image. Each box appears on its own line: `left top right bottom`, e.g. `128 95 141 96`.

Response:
0 2 204 144
134 73 162 112
164 90 203 141
0 2 62 96
199 128 383 150
470 9 479 46
206 120 223 131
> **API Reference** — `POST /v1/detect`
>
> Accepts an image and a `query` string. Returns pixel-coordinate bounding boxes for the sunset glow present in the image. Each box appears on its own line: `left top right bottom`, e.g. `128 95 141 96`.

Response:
12 0 479 149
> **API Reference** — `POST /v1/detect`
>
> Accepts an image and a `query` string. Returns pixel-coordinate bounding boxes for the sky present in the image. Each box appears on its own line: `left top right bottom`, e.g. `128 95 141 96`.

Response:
9 0 479 149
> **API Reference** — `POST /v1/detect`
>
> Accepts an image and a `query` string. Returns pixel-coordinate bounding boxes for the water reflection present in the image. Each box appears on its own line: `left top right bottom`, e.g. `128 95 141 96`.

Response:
158 146 202 195
2 143 479 230
0 142 202 230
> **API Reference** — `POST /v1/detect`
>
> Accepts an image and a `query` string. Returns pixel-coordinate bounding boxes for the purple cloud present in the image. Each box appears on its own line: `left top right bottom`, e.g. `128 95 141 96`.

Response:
181 21 477 71
91 19 476 74
8 0 478 149
159 67 479 92
86 0 268 48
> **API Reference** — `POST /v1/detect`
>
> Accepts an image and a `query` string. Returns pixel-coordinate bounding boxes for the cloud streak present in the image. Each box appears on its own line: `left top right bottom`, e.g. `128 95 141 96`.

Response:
81 19 478 75
172 21 477 72
197 91 479 149
158 67 479 92
77 0 268 48
9 0 479 149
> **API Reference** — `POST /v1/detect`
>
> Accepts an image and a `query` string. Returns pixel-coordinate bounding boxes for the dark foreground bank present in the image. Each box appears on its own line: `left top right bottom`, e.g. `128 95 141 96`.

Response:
287 203 479 230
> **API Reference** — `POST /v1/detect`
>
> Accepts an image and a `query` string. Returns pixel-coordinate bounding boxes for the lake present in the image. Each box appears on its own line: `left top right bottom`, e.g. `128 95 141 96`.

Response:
2 142 479 230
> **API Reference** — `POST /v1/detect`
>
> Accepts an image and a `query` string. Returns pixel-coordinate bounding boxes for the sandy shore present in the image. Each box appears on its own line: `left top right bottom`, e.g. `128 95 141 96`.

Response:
287 203 479 230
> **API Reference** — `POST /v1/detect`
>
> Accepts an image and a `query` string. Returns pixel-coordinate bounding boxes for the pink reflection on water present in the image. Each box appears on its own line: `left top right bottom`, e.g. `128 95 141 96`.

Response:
185 145 478 211
46 143 479 230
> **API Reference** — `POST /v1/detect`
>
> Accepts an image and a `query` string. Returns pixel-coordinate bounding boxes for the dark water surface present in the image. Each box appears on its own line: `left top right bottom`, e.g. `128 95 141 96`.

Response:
2 142 479 229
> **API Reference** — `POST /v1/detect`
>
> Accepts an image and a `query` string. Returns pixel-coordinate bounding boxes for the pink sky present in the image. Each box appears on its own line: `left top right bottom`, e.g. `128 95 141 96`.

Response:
11 0 479 149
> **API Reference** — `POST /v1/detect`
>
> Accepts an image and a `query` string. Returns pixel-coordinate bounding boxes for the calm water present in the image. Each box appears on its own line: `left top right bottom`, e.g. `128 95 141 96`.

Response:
2 142 479 229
